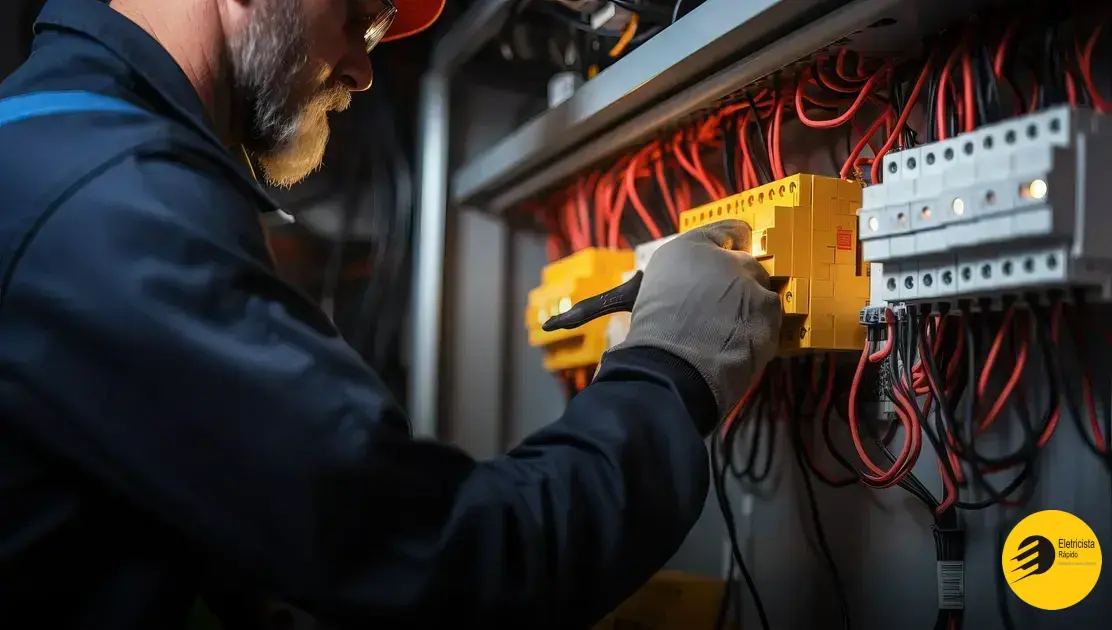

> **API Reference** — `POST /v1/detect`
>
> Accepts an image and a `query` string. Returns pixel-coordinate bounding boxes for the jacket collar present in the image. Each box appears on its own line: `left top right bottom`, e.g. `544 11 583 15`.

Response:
34 0 228 152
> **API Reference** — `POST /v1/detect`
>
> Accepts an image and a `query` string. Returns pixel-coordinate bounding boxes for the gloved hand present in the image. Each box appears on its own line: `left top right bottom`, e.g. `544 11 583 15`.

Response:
611 220 782 430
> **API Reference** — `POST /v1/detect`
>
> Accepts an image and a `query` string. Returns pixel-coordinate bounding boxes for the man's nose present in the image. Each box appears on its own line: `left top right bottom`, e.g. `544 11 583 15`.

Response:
336 50 374 92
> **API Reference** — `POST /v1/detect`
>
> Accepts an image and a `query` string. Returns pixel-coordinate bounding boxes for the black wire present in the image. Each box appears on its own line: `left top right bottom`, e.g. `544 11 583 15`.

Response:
724 393 762 479
726 383 777 484
713 554 736 630
1057 300 1112 467
844 329 939 509
797 357 857 488
722 115 738 195
711 434 772 630
925 63 939 144
672 0 689 24
609 0 675 22
918 311 1039 509
972 45 991 128
786 367 853 630
743 91 774 184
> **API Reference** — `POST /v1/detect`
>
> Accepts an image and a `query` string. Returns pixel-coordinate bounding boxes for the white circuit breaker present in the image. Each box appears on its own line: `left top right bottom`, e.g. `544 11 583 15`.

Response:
857 106 1112 305
605 234 679 349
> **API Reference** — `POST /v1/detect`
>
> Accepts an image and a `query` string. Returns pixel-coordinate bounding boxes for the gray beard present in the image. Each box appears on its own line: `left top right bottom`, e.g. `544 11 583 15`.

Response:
228 0 351 188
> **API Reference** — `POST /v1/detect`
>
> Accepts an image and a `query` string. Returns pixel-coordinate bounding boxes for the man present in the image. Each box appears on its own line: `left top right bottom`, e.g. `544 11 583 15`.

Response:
0 0 781 628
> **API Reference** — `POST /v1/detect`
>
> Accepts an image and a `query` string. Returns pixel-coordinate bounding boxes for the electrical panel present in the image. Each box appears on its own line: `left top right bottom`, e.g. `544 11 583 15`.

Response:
858 106 1112 305
679 174 870 353
526 248 635 371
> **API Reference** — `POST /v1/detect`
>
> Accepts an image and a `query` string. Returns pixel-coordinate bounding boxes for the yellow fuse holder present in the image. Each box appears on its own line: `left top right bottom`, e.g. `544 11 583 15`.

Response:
679 174 869 353
526 248 636 372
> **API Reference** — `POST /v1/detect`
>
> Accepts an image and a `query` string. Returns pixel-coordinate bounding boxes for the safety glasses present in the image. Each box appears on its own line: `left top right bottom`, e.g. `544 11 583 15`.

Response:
361 0 397 54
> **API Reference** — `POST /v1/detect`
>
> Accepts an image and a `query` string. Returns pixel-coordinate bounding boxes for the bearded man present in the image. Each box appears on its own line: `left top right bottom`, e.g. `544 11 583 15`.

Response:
0 0 781 628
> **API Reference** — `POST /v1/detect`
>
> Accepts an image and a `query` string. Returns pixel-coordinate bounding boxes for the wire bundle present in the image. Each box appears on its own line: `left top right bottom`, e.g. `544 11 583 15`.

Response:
527 3 1112 628
533 3 1110 259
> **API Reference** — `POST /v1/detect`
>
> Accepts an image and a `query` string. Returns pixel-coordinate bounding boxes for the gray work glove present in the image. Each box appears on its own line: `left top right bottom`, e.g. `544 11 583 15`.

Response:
612 220 782 425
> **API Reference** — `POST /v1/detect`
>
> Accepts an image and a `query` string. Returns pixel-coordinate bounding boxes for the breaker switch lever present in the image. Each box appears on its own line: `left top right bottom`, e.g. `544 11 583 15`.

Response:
542 271 643 331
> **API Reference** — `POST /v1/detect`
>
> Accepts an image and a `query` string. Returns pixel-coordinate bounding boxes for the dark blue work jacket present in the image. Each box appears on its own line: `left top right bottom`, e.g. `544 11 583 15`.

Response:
0 0 714 627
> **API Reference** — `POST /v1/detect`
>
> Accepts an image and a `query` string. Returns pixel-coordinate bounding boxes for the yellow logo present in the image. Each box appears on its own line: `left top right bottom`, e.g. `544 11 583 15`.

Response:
1001 510 1102 610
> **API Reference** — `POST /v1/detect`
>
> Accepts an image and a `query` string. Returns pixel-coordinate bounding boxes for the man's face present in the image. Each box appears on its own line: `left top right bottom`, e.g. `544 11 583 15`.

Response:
227 0 377 188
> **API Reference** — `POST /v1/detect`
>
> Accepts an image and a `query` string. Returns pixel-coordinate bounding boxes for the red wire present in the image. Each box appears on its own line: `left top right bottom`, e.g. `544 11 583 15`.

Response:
815 58 864 94
738 109 760 188
835 49 867 83
795 62 895 129
871 56 934 184
841 113 888 179
770 92 787 180
960 39 976 132
1078 22 1112 113
936 46 962 140
575 177 591 247
688 138 726 199
806 353 856 485
624 145 665 241
993 17 1020 77
848 314 922 487
653 155 679 228
979 315 1028 434
720 369 766 438
608 172 631 249
672 133 720 200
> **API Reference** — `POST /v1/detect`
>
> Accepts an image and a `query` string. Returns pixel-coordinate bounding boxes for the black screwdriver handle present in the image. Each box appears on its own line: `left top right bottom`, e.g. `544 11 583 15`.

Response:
542 271 644 332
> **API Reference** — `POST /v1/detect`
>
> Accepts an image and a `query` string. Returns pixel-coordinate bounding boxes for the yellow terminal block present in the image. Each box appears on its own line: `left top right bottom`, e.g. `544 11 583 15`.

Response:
526 248 635 372
679 174 869 353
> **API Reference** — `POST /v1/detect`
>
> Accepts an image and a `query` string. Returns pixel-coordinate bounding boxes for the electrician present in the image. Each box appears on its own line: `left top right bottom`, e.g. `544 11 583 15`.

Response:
0 0 781 627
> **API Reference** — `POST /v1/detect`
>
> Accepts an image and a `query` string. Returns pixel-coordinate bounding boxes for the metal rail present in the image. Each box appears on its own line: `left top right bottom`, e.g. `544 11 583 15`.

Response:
480 0 978 213
451 0 838 206
410 0 517 438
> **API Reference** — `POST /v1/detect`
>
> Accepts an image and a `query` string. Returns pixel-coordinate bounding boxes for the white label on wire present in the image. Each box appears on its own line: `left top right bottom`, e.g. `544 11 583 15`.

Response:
547 72 580 109
740 493 755 517
937 561 965 610
590 3 617 30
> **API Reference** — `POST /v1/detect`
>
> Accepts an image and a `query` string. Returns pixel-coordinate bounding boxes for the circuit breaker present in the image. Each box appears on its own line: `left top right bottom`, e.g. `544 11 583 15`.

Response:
679 174 870 353
858 106 1112 305
526 247 635 371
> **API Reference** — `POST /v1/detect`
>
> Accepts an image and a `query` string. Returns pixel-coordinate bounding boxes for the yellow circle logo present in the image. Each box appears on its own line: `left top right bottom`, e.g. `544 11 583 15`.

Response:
1001 510 1102 610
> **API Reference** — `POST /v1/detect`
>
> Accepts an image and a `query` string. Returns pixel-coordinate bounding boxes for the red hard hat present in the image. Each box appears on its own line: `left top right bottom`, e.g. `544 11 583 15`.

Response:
383 0 447 42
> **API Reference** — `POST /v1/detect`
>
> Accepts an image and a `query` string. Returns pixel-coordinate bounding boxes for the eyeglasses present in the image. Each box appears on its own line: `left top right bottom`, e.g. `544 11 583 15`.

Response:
361 0 397 54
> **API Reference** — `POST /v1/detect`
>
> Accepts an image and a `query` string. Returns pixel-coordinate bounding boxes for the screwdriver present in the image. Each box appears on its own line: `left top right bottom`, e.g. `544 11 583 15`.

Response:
542 220 753 332
542 217 760 331
541 270 644 332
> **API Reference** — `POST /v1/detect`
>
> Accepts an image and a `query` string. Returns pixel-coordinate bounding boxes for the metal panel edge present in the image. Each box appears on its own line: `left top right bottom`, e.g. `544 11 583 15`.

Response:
484 0 982 213
451 0 837 205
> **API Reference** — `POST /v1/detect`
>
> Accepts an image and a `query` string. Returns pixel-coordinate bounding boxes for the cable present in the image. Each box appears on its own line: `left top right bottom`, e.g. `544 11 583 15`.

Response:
784 362 853 630
711 431 772 630
608 13 640 57
672 0 689 24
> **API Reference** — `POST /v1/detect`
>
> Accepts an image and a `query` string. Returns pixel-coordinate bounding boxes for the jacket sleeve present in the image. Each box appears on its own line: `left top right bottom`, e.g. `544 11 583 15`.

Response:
0 151 715 628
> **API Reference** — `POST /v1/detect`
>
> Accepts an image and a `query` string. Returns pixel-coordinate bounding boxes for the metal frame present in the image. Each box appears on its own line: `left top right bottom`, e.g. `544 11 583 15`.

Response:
481 0 984 213
410 0 517 438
